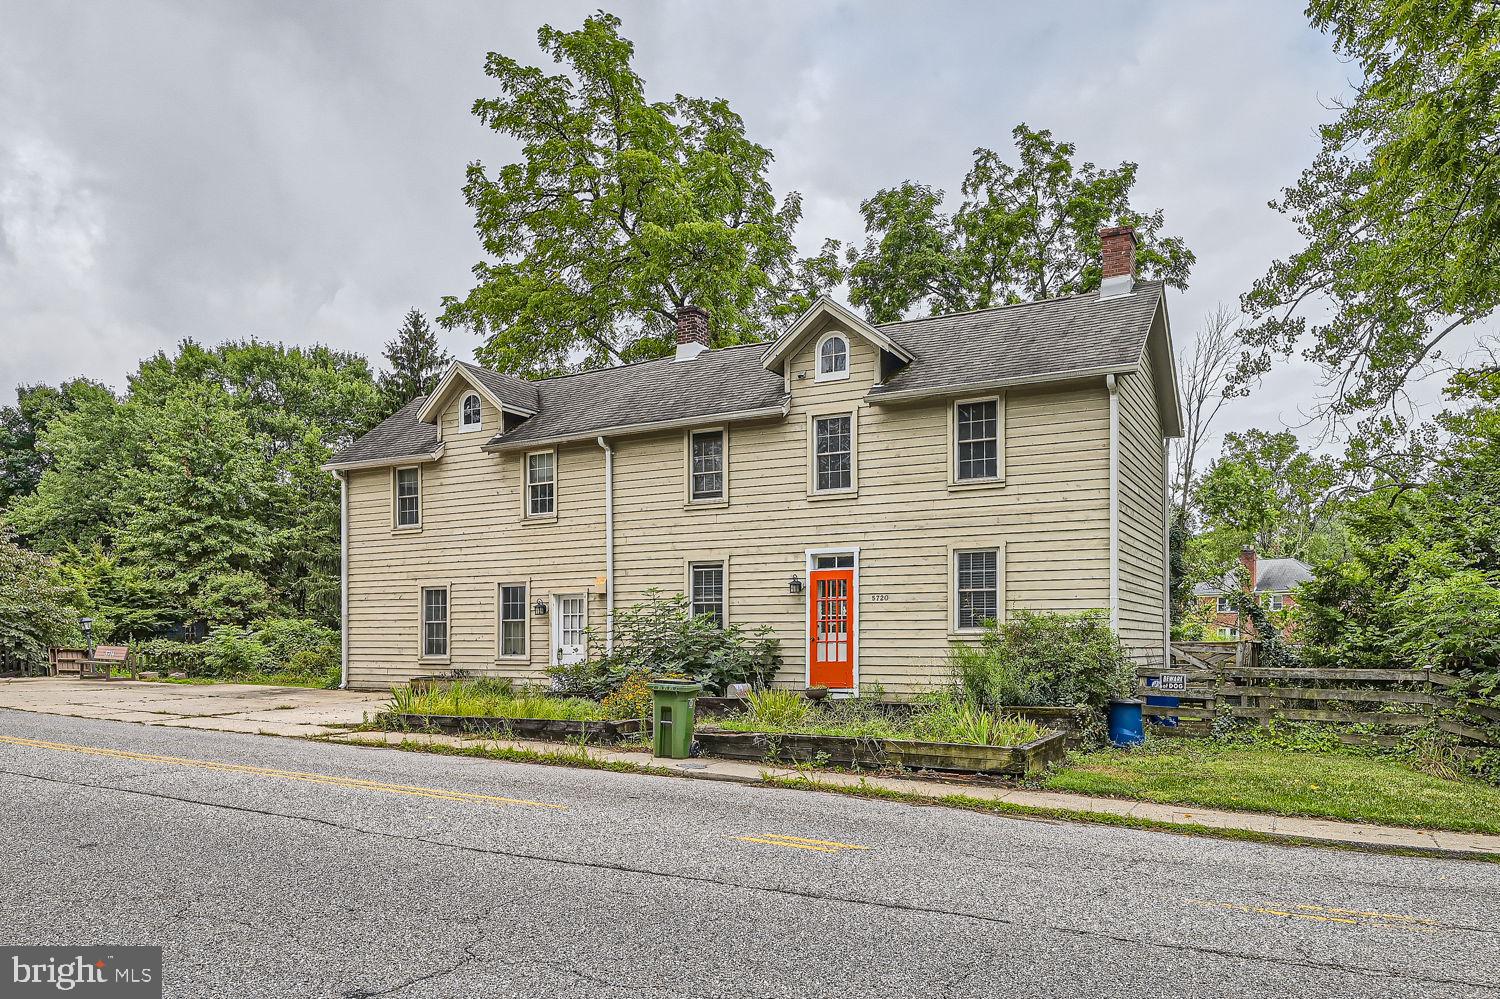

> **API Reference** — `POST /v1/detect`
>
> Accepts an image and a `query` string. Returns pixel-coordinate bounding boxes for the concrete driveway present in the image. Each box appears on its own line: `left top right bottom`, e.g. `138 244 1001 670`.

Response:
0 676 388 737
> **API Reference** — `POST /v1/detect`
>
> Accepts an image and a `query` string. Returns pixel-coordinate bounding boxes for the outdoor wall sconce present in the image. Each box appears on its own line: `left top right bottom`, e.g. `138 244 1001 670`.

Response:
532 599 548 617
788 574 803 595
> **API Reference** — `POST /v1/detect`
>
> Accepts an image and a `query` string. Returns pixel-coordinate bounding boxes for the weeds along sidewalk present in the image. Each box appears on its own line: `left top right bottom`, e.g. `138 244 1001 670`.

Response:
321 729 1500 862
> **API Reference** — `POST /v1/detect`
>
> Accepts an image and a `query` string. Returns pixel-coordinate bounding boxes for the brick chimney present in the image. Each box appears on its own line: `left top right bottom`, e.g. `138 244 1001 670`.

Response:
1239 546 1258 591
1098 225 1137 299
674 305 710 362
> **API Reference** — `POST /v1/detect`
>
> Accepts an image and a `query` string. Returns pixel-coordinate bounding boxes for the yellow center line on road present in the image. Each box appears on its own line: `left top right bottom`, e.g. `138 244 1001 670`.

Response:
1185 898 1441 932
0 734 565 811
736 833 869 853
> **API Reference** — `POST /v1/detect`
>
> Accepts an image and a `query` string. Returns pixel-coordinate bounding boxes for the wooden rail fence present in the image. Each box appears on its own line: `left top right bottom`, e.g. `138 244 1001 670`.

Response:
1137 642 1500 754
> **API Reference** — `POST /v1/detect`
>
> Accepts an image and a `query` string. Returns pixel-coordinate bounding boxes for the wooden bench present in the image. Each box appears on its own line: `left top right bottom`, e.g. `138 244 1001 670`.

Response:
79 645 130 680
49 647 89 677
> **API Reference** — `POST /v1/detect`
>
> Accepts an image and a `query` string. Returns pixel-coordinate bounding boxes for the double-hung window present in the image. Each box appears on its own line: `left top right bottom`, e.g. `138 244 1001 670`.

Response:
954 549 999 630
1264 593 1285 612
1216 595 1233 614
395 467 420 528
689 562 725 626
526 451 555 517
813 414 853 493
955 399 999 481
689 430 725 502
499 584 527 657
421 586 448 658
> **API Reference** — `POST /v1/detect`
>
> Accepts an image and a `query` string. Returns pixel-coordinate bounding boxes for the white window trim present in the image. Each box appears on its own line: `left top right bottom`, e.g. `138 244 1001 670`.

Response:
948 542 1006 636
496 580 530 661
418 582 451 663
685 557 730 626
948 393 1006 488
458 392 484 433
392 465 422 531
813 330 851 383
522 448 558 522
1216 595 1233 614
803 546 860 693
684 427 729 506
1265 593 1285 612
807 407 859 498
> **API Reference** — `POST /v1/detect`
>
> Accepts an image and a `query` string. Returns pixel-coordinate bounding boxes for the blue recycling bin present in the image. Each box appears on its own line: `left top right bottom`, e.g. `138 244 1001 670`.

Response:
1107 698 1145 747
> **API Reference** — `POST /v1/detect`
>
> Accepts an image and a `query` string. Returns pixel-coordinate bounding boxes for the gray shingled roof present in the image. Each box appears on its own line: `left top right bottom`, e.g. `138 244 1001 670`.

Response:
488 343 786 449
1193 557 1314 596
329 396 439 466
332 282 1167 464
457 360 540 413
867 282 1164 398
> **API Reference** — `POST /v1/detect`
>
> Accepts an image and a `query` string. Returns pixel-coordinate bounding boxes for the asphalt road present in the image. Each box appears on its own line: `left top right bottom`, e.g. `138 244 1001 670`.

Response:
0 708 1496 999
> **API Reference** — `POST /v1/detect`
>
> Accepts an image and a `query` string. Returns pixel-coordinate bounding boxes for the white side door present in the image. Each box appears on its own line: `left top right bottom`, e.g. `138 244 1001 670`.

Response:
554 594 587 665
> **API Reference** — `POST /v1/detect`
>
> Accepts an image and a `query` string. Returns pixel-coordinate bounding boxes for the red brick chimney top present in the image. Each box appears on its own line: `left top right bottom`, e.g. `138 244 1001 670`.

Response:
1239 546 1258 590
675 305 710 348
1099 226 1137 280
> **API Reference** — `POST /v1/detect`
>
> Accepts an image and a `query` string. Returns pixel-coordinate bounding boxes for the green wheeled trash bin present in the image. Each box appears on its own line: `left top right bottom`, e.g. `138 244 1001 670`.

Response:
649 679 703 759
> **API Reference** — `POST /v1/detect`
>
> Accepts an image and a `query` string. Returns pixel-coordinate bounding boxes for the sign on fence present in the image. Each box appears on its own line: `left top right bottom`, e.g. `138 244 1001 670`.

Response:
1156 673 1188 692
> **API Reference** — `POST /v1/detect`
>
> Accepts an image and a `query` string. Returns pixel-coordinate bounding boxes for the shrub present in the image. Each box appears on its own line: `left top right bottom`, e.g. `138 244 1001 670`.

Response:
131 638 210 676
548 591 781 696
254 617 340 666
946 610 1134 711
600 672 653 720
202 626 271 677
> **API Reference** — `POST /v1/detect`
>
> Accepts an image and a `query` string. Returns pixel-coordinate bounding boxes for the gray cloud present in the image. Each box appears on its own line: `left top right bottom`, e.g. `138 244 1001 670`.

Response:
0 0 1418 458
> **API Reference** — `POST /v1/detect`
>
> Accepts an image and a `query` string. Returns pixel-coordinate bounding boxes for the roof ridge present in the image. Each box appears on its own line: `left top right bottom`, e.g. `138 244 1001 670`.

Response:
877 280 1164 330
490 340 771 386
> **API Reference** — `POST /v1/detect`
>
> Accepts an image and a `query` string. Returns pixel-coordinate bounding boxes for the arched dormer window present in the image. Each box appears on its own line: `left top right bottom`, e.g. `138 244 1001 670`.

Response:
460 392 483 431
816 332 849 382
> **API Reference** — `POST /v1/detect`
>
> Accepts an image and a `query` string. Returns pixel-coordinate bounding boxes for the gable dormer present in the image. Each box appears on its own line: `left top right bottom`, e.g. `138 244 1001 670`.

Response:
761 297 915 397
415 361 540 442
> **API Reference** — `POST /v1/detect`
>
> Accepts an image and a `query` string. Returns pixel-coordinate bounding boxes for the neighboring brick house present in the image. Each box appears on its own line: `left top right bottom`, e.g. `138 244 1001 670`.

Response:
1192 547 1312 640
327 228 1183 692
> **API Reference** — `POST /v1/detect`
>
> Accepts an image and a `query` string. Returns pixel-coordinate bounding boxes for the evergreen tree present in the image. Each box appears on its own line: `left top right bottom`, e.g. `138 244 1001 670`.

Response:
379 309 451 413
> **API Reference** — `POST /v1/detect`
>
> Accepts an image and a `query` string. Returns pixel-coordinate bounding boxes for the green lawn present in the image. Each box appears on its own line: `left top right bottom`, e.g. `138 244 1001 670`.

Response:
1044 739 1500 835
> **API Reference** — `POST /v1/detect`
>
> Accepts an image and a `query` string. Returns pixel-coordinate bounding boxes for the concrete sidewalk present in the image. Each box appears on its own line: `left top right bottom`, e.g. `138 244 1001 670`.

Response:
0 676 387 737
328 729 1500 860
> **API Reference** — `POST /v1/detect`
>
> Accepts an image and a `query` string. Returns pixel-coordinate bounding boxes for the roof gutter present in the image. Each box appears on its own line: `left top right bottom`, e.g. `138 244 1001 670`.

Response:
864 364 1139 406
321 446 444 473
483 403 789 452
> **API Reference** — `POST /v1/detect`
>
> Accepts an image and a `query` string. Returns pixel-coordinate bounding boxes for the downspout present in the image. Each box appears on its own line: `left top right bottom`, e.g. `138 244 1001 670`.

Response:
1161 437 1172 668
1106 374 1119 632
597 437 614 653
337 468 349 689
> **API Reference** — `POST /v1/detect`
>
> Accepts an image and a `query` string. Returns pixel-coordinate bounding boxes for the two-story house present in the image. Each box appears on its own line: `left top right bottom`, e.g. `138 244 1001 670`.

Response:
1193 546 1312 640
327 227 1182 693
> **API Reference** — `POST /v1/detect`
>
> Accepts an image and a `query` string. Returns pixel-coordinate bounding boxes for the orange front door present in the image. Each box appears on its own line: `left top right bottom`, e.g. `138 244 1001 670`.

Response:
809 569 855 689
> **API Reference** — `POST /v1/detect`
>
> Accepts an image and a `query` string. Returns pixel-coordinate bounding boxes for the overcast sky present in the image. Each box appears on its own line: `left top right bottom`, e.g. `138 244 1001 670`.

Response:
0 1 1411 455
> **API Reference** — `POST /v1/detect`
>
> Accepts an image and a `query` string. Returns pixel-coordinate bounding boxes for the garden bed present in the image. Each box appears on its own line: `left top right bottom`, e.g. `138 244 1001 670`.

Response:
694 727 1068 776
384 712 643 742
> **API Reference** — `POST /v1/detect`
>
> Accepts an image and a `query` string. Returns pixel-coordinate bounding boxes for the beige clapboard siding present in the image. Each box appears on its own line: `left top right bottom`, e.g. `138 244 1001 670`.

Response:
1114 335 1168 666
344 315 1121 693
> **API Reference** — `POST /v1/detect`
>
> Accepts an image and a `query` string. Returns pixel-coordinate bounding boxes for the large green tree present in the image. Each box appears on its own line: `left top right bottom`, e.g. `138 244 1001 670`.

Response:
0 378 114 507
845 124 1195 322
1194 429 1344 561
5 341 381 636
0 531 80 669
1238 1 1500 419
441 12 837 376
379 308 452 415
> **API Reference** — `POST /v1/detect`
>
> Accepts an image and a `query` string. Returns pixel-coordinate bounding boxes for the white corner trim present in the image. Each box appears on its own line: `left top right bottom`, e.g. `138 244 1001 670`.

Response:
1161 436 1171 667
1107 373 1119 632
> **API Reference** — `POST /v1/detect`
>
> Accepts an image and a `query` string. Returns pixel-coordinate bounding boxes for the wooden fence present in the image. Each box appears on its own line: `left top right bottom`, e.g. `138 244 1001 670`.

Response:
1137 642 1500 754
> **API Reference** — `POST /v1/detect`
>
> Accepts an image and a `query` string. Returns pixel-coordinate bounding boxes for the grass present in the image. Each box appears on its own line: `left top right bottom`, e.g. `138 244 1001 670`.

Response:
387 679 617 722
377 736 677 777
1044 738 1500 835
715 689 1046 746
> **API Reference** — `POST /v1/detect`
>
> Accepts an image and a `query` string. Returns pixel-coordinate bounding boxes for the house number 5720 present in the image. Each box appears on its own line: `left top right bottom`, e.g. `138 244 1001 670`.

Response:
868 594 890 602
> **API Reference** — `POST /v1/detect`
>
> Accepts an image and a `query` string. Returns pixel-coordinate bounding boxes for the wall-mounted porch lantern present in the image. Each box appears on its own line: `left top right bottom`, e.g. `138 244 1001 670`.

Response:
532 598 548 617
787 574 803 595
